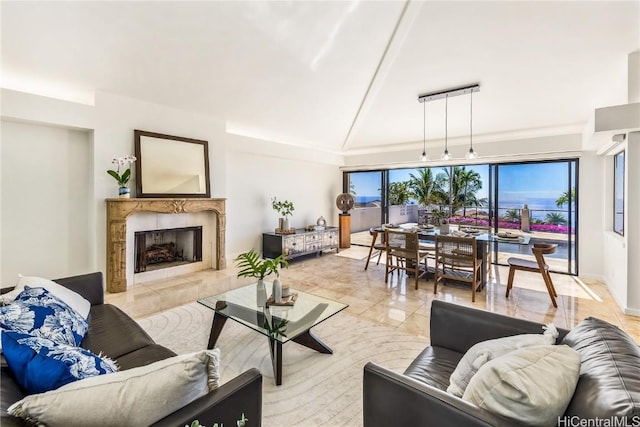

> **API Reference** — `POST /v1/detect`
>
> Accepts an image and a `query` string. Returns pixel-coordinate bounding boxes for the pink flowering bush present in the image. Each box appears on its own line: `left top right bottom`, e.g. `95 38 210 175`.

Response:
448 216 574 234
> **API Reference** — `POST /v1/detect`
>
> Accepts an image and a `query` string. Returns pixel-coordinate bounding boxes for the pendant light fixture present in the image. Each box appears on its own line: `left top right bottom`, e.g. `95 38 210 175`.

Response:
420 100 429 161
442 94 450 161
466 89 478 160
417 83 480 163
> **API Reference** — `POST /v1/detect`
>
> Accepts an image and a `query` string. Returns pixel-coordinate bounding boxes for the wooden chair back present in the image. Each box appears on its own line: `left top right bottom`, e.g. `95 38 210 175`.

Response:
434 235 482 302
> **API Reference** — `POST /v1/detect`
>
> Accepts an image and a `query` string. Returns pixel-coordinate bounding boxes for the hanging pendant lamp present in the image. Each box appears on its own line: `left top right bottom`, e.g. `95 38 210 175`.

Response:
420 101 429 161
442 94 450 161
466 90 478 160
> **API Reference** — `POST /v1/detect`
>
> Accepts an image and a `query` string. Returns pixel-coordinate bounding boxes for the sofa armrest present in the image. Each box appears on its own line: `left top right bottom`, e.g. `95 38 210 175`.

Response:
364 362 509 427
53 272 104 306
152 368 262 427
430 300 568 353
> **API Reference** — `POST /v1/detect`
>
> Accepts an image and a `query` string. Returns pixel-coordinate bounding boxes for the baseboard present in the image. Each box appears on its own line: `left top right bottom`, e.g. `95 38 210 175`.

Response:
600 276 640 317
624 307 640 317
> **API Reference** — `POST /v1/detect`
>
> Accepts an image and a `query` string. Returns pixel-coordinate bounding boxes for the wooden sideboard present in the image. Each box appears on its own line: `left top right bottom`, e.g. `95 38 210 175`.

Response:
262 227 339 260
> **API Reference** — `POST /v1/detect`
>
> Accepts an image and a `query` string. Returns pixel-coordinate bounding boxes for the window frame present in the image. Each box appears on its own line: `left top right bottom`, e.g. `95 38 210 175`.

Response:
613 150 625 236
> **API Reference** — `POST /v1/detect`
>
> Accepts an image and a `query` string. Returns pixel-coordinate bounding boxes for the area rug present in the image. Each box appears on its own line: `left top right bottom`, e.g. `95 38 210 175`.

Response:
138 303 426 427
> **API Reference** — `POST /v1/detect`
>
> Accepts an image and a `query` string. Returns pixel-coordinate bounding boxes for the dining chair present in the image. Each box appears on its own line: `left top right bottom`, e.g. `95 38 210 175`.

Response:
506 243 559 307
458 225 493 278
384 229 430 289
364 227 386 271
434 235 482 302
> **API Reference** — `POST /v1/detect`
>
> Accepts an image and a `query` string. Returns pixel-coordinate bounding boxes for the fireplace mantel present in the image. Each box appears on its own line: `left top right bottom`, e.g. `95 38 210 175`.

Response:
106 198 226 293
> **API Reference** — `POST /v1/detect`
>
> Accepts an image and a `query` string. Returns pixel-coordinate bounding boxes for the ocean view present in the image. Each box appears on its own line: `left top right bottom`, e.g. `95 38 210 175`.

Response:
356 195 572 221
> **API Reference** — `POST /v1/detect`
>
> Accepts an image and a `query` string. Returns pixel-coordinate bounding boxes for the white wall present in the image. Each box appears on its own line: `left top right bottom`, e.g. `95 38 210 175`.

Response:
599 131 639 316
1 120 92 283
226 145 342 258
0 89 343 287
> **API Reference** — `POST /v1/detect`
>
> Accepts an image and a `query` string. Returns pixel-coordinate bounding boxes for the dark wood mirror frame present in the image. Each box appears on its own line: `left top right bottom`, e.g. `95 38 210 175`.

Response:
134 130 211 198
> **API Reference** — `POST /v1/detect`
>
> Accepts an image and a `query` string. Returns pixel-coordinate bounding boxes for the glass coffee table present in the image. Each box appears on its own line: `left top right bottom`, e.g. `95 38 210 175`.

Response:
198 282 348 385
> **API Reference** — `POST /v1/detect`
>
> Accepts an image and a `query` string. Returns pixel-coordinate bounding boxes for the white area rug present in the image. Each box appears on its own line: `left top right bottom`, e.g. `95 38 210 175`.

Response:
138 302 426 427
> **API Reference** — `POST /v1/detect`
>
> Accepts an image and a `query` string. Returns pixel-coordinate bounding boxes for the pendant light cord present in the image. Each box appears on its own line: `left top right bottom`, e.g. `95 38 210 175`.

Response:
470 90 473 151
445 94 448 152
423 101 426 153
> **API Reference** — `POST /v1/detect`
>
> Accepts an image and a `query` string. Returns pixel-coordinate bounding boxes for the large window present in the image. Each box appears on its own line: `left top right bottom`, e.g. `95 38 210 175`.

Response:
614 151 625 235
345 158 579 275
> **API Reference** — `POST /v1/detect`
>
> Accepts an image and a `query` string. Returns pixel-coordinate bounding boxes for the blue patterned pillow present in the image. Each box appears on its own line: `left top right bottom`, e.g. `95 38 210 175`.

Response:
0 286 88 346
1 330 118 394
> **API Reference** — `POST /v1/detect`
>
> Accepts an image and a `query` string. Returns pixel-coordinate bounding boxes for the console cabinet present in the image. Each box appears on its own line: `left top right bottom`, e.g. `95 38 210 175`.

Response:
263 227 339 260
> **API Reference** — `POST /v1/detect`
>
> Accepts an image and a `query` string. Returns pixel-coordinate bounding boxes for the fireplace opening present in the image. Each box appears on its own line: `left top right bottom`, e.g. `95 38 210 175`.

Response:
134 226 203 273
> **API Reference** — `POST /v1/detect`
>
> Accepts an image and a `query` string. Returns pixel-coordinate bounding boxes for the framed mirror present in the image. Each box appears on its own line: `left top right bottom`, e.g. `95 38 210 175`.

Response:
134 130 211 198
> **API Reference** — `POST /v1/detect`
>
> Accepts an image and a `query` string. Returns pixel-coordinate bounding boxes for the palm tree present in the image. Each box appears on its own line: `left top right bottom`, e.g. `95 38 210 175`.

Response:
455 167 484 216
503 209 521 223
388 181 412 206
433 166 485 216
545 212 567 225
408 168 439 206
555 188 576 208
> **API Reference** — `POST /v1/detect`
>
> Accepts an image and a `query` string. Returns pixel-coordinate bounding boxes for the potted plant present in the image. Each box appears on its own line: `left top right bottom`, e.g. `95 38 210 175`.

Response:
107 155 137 198
235 249 289 305
271 197 295 232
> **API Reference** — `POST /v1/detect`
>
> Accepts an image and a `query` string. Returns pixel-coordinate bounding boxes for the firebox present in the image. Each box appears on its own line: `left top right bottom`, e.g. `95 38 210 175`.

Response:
134 226 203 273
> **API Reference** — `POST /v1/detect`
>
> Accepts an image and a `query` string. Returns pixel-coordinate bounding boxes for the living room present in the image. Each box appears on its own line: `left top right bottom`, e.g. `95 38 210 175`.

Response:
1 1 639 426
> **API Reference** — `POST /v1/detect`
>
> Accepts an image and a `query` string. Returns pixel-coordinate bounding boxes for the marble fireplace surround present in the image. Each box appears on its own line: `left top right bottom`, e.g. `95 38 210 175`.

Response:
106 198 226 293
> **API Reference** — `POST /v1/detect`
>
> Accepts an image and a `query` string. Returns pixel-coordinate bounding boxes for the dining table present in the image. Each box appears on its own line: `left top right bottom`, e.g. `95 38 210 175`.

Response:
370 224 531 289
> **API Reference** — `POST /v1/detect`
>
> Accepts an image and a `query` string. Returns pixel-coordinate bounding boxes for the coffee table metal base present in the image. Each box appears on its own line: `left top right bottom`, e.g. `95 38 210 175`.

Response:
207 311 334 385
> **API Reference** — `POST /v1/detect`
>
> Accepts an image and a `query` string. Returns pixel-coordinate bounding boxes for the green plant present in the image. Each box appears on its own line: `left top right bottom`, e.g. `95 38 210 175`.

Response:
235 249 289 280
271 197 295 218
107 155 136 187
186 413 248 427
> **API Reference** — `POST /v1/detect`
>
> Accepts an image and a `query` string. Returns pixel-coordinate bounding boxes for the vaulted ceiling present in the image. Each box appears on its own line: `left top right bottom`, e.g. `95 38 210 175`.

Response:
2 1 638 154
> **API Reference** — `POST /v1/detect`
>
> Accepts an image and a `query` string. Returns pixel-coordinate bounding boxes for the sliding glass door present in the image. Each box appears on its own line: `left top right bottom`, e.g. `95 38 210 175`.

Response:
344 158 578 275
493 160 578 274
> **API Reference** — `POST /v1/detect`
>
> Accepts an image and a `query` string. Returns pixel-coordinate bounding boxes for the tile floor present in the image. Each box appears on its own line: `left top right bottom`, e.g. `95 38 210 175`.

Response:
106 246 640 343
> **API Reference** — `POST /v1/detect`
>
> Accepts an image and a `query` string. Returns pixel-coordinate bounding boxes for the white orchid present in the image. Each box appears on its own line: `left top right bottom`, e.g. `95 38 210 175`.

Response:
107 155 137 187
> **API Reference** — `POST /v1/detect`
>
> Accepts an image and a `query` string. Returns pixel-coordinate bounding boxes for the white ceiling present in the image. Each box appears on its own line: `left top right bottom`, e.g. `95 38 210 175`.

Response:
2 1 639 154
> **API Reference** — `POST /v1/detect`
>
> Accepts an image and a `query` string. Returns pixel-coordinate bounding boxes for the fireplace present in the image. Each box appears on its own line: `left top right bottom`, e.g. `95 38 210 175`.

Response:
134 226 203 273
106 198 226 293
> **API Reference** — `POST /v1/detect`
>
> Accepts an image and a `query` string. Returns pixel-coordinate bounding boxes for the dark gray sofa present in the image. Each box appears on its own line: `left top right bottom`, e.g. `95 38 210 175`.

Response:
1 272 262 427
364 300 640 427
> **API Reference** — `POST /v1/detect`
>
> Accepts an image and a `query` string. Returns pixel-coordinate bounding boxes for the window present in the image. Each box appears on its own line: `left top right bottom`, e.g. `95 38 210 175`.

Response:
614 151 625 235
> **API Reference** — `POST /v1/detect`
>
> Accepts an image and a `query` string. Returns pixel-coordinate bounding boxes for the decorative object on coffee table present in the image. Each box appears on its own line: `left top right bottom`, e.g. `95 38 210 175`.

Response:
107 155 136 198
272 197 295 234
266 292 298 307
235 249 289 307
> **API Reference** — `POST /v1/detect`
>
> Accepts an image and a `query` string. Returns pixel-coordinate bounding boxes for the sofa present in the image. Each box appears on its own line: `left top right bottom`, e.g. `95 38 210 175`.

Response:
364 300 640 427
1 272 262 426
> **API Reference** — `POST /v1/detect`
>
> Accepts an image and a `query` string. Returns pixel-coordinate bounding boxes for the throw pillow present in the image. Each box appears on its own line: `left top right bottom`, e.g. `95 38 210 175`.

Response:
0 286 88 346
0 275 91 319
9 348 221 427
1 331 118 394
462 344 580 427
446 324 559 397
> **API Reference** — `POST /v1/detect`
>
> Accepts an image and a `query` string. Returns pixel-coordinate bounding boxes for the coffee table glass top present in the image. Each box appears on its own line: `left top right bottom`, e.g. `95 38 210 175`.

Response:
198 282 348 344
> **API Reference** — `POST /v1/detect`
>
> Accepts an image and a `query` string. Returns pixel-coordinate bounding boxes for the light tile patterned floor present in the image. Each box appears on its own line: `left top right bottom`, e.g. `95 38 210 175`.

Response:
106 248 640 343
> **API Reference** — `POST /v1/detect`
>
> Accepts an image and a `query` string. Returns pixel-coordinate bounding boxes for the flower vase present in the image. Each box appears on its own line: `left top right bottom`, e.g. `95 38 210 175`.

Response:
256 279 267 307
118 187 131 199
278 218 289 232
272 278 282 304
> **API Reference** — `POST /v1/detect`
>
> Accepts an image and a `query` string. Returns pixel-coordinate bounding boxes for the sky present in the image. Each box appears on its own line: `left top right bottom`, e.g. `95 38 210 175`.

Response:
350 161 574 206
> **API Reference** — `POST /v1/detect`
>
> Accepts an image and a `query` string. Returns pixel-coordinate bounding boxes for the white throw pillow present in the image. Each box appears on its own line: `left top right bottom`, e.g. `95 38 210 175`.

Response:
8 348 221 427
1 275 91 319
447 324 558 397
462 344 580 427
